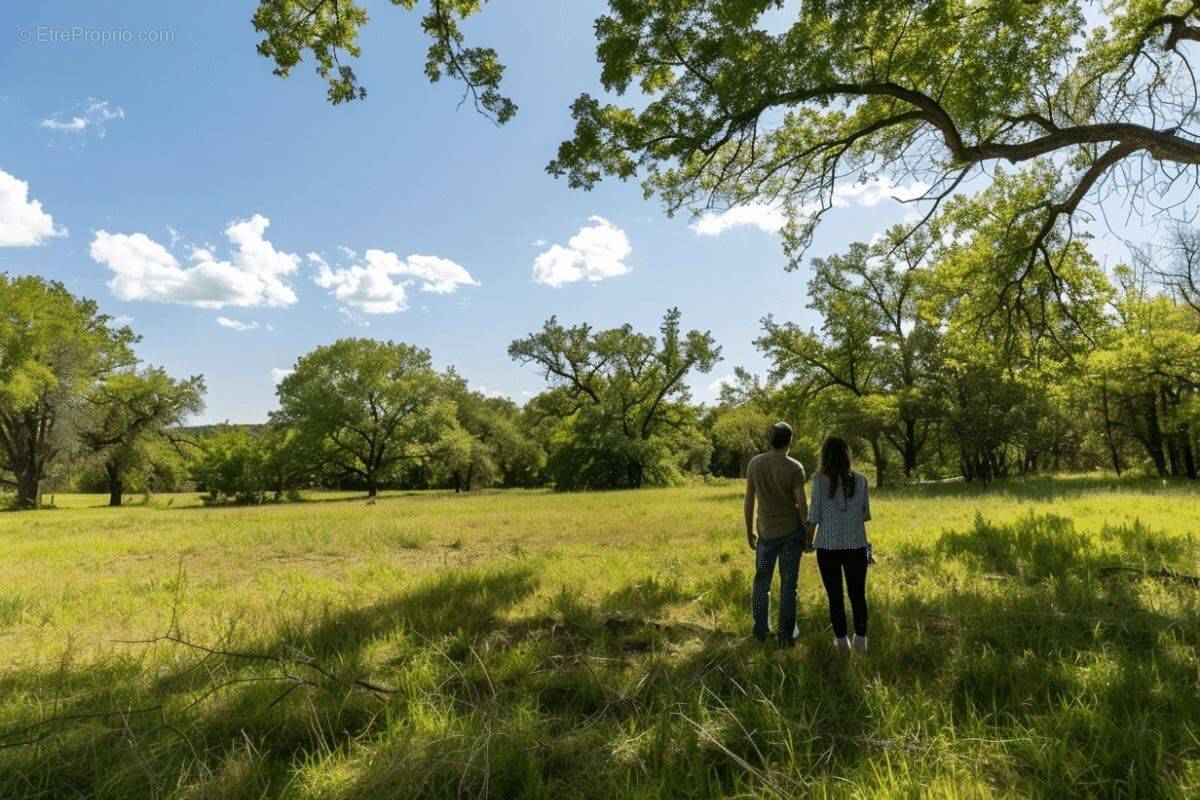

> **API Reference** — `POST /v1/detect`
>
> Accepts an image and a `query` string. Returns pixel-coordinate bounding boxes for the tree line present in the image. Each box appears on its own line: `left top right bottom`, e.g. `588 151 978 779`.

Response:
3 178 1199 508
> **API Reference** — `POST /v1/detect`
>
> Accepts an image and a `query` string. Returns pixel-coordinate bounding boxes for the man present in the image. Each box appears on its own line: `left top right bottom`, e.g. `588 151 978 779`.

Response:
744 421 811 645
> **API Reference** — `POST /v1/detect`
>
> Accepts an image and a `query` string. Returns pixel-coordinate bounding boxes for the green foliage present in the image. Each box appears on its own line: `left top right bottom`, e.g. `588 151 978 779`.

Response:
0 275 137 508
549 1 1199 280
274 339 458 496
511 309 720 489
431 381 543 491
83 367 205 506
191 427 270 505
707 402 773 477
252 0 515 120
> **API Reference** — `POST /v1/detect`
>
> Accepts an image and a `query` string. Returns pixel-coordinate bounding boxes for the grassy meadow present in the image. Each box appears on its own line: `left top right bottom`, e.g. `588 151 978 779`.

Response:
0 477 1198 798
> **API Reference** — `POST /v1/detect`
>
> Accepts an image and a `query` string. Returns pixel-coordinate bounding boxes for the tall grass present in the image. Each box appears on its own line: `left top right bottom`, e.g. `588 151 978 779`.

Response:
0 477 1196 797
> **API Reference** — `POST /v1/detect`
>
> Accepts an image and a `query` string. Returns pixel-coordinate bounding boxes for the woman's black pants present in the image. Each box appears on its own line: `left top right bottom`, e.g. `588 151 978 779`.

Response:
816 547 868 638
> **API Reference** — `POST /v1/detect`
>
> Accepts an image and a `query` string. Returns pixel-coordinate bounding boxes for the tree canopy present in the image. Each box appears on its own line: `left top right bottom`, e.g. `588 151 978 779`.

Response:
83 367 206 506
0 276 137 508
253 1 1200 310
273 338 457 497
510 308 720 489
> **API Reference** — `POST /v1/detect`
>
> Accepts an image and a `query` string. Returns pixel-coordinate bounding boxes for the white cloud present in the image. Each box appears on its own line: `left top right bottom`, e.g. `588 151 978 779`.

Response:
310 249 478 315
41 99 124 138
109 314 134 326
0 168 66 246
474 385 508 399
532 216 632 287
215 316 258 331
531 238 547 247
691 177 931 237
271 367 294 385
707 373 737 395
692 204 786 236
90 214 300 309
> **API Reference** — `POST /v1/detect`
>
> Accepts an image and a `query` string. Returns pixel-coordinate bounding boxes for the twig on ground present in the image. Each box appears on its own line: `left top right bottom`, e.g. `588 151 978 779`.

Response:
1099 566 1200 586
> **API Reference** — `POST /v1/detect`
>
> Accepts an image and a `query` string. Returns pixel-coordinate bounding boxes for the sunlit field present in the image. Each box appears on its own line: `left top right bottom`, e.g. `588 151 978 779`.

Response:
1 477 1198 798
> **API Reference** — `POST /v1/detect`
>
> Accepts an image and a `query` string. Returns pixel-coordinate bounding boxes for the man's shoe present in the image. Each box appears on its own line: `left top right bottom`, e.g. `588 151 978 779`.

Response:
853 635 868 653
834 636 852 656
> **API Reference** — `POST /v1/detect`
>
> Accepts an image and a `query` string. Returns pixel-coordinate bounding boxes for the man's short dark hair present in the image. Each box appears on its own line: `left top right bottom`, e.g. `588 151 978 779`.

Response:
769 421 793 450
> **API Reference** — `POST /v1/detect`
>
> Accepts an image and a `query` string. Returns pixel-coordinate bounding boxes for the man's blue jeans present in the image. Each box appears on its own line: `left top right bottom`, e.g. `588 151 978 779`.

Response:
752 530 804 643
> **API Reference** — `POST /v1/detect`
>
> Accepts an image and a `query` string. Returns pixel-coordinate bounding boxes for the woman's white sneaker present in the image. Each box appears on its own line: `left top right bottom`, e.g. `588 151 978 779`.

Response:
853 635 868 653
834 636 852 656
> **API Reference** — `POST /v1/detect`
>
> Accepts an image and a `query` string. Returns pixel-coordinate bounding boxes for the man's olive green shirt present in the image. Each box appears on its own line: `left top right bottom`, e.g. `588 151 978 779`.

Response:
746 452 807 539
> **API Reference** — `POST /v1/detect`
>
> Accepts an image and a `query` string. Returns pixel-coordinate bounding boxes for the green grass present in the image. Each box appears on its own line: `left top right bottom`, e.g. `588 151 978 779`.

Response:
0 476 1197 798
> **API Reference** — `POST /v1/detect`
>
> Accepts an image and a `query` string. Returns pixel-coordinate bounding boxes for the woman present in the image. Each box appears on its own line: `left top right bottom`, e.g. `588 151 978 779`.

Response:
807 435 871 655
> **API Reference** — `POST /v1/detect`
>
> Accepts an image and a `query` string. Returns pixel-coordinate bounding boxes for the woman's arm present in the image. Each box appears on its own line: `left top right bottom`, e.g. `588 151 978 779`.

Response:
861 474 871 521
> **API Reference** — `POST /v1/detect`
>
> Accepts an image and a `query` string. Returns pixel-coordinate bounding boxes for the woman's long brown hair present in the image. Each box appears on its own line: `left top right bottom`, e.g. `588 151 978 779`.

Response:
818 435 855 499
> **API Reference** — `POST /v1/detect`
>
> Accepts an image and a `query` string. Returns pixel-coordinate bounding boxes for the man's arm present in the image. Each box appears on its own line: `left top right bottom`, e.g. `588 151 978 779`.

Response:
794 476 813 548
744 476 757 551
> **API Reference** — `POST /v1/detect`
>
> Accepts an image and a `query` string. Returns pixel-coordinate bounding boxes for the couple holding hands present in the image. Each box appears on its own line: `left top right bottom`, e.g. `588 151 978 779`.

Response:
744 424 872 655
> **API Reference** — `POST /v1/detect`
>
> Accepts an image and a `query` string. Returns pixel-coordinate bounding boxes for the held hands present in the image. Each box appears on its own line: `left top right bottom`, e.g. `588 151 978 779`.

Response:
803 523 816 552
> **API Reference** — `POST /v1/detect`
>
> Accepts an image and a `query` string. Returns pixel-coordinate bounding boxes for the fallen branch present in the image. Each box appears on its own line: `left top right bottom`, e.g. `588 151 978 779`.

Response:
1099 566 1200 587
116 633 401 698
0 634 403 752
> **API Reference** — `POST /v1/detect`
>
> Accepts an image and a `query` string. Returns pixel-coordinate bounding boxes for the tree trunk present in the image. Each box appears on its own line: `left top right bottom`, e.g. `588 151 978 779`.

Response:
367 480 378 499
902 419 918 478
1100 383 1123 475
15 471 40 510
629 460 645 489
870 438 886 489
106 464 123 507
1181 434 1197 480
1144 394 1169 477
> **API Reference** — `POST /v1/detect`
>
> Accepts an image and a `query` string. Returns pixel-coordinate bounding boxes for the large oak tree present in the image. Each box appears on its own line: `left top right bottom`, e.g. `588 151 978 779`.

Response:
273 338 457 497
0 276 136 508
510 308 720 489
255 1 1200 307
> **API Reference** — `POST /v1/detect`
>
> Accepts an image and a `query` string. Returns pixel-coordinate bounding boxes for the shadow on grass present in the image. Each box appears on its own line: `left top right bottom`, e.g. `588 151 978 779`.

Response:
1 513 1198 798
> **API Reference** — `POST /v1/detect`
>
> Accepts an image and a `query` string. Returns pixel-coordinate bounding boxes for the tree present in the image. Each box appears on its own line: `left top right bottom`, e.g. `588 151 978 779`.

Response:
191 427 270 505
509 309 720 489
255 2 1200 311
252 0 515 120
551 2 1200 298
83 368 205 506
1094 264 1200 478
761 225 942 481
708 403 773 477
0 276 135 509
434 383 543 491
257 424 326 501
274 339 456 498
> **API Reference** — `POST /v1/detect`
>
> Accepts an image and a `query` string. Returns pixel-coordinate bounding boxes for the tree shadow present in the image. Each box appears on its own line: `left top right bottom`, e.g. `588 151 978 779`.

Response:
2 516 1197 798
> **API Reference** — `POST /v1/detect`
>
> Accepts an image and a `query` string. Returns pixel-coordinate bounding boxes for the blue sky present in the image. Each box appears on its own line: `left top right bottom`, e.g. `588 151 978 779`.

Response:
0 1 1105 424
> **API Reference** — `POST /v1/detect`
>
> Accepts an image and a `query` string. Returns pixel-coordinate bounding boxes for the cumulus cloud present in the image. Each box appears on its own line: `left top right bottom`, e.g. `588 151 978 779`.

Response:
707 373 738 395
41 99 124 138
215 316 258 331
271 367 295 385
691 177 931 236
310 248 479 315
691 203 786 236
90 214 300 309
0 168 66 246
532 216 632 287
